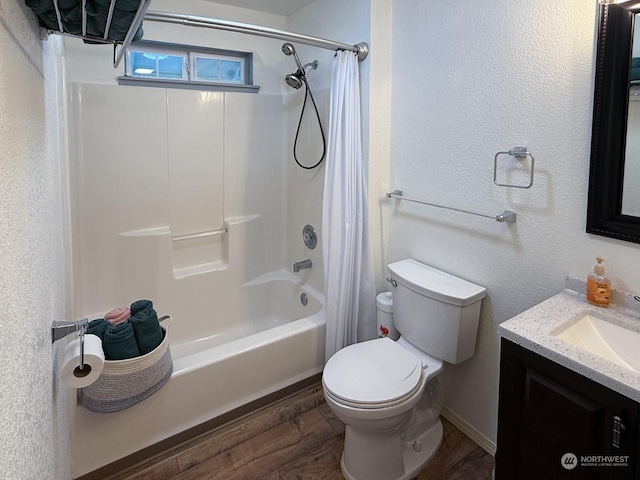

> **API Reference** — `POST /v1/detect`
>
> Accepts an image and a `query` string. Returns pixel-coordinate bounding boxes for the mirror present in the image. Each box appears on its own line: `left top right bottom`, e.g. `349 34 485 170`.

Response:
623 19 640 215
587 1 640 243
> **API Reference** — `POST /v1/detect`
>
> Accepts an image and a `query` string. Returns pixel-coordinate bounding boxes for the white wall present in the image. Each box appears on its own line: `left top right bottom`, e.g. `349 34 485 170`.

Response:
0 1 70 478
387 0 640 446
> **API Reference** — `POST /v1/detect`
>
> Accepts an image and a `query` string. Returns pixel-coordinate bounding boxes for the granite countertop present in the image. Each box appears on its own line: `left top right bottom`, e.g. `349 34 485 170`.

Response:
498 277 640 403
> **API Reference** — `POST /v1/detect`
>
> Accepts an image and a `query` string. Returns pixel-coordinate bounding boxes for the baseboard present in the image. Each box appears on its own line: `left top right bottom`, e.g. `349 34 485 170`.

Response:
441 406 496 456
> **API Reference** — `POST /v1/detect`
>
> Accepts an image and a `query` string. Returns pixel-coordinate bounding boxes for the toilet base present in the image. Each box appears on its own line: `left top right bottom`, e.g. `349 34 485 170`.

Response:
340 419 443 480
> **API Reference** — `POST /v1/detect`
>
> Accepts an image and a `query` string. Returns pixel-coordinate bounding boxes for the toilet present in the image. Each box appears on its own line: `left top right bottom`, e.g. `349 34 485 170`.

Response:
322 259 486 480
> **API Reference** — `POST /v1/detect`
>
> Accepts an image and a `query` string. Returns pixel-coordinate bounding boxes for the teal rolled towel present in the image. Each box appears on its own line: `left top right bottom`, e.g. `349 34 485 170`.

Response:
130 299 153 316
115 0 143 13
86 319 109 341
130 308 164 355
103 321 140 360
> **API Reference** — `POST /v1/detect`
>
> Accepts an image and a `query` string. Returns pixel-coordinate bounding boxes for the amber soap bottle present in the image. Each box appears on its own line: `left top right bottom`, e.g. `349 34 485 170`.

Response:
586 257 611 307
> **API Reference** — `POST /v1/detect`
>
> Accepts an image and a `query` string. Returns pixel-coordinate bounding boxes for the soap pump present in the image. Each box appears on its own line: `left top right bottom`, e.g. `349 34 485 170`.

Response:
586 257 611 307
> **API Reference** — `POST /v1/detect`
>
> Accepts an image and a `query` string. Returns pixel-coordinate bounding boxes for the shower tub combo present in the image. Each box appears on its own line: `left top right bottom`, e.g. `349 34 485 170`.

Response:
71 267 325 477
68 81 327 477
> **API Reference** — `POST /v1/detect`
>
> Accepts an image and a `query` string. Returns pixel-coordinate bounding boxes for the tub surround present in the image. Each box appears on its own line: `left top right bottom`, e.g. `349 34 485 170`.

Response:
498 277 640 402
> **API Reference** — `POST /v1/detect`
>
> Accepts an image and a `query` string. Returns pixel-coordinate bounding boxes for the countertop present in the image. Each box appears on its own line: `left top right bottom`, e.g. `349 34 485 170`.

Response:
498 277 640 403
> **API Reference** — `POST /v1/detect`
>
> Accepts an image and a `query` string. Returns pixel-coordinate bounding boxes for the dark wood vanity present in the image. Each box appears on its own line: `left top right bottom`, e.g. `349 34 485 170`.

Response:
496 338 640 480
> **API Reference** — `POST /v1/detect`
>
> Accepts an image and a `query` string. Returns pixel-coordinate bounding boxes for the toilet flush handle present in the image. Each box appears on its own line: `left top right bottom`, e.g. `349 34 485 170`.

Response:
385 276 397 288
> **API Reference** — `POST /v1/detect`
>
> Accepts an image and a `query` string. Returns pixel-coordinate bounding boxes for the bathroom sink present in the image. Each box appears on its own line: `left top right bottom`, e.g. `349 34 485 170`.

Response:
553 313 640 373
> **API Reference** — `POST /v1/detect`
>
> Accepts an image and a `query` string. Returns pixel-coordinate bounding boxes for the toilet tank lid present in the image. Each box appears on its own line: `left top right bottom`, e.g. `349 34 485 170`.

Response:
387 259 486 307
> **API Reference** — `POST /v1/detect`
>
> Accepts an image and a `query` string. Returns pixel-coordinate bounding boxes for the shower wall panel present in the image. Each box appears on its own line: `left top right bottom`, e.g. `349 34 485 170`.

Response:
167 90 224 236
69 84 289 333
69 83 170 314
167 90 225 273
224 93 287 281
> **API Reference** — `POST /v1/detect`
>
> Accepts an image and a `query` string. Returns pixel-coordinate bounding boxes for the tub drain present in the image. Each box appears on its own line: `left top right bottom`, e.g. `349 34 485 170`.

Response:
300 293 308 306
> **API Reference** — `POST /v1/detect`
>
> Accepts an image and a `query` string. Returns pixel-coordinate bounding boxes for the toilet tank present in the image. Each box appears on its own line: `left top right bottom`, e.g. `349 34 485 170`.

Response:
387 259 486 364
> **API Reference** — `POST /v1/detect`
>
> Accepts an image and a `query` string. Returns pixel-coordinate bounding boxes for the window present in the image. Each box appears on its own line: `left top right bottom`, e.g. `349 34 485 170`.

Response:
129 50 186 79
119 41 258 93
191 53 244 83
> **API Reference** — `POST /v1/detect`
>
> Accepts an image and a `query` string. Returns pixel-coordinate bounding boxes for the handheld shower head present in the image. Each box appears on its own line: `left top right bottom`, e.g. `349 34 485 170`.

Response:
281 44 326 169
281 43 296 56
281 44 319 90
281 42 305 72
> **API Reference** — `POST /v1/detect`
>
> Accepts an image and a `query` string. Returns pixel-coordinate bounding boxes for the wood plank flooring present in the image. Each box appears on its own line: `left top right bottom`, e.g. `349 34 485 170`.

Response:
107 383 494 480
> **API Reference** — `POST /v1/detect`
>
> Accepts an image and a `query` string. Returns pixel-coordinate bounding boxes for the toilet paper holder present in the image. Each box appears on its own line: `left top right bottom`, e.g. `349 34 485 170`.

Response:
52 318 89 370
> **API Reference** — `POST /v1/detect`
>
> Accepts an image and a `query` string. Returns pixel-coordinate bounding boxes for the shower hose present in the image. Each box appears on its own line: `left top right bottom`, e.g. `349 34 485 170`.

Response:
293 77 326 170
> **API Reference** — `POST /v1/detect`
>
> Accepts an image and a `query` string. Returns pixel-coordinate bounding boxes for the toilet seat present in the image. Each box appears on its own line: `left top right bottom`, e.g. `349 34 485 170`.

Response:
323 338 424 409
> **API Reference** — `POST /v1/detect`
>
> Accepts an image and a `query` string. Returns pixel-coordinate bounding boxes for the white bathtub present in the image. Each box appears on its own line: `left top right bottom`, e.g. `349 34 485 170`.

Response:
70 274 325 478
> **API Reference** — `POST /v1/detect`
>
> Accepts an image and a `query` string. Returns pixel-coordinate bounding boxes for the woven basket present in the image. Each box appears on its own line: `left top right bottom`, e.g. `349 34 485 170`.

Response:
81 316 173 413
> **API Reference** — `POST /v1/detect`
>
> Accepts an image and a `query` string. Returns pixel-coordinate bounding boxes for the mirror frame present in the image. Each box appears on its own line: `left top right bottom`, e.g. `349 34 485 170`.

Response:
587 1 640 244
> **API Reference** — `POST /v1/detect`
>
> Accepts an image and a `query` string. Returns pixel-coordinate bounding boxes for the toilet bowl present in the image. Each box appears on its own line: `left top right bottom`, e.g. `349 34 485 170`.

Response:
322 259 486 480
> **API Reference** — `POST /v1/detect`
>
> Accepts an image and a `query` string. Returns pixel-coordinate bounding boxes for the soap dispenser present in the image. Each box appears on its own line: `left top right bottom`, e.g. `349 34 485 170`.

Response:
586 257 611 307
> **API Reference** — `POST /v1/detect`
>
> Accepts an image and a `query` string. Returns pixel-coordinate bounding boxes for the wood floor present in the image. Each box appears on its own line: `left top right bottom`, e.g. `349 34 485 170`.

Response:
107 384 494 480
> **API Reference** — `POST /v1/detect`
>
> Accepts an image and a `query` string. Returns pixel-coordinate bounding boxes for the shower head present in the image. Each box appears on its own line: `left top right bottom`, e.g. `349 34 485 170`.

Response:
281 42 305 72
285 71 304 89
281 42 296 56
282 43 319 89
284 60 318 89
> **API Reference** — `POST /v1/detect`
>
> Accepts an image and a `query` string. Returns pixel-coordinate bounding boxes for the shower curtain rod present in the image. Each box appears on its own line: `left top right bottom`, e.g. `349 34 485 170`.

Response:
141 10 369 61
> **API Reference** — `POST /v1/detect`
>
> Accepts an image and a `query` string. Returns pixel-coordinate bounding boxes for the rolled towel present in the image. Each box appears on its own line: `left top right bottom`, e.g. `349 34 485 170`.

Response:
129 308 164 355
130 299 153 316
103 321 140 360
114 0 143 13
104 307 130 326
86 319 109 341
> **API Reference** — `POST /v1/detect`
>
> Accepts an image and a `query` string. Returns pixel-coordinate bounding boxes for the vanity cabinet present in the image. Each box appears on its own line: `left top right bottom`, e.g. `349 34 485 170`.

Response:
496 338 640 480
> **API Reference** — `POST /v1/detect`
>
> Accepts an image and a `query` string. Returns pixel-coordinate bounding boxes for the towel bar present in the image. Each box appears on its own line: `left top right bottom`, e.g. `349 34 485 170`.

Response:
386 190 517 224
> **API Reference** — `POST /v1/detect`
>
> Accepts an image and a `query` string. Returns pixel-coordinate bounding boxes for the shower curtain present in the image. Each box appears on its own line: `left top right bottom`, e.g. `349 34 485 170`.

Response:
322 50 376 362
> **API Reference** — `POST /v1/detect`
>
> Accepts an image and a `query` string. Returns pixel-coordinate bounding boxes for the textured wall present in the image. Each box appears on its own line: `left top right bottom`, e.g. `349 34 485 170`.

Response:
388 0 640 445
0 1 69 478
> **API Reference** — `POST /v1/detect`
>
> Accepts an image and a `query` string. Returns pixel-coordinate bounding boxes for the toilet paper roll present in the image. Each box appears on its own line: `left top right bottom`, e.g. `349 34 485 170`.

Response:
60 334 105 388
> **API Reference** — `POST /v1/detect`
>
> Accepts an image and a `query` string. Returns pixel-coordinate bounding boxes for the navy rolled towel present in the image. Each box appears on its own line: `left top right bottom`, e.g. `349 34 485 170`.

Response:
130 299 153 316
103 321 140 360
130 308 164 355
86 319 109 341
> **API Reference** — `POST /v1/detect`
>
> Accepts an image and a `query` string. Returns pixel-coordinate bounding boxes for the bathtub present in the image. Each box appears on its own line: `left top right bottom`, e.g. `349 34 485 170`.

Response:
70 273 325 478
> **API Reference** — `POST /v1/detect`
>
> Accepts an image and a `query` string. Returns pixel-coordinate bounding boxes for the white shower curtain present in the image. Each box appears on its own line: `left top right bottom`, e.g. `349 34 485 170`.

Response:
322 50 376 362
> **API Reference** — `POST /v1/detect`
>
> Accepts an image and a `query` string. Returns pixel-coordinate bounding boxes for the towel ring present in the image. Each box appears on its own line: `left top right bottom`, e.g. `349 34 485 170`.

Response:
493 147 535 189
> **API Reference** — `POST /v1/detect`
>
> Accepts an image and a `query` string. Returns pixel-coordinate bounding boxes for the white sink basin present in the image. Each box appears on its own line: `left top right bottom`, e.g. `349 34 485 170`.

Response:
553 313 640 373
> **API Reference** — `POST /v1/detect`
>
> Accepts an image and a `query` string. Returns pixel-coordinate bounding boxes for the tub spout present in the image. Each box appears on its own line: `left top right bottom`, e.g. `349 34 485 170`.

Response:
293 259 312 272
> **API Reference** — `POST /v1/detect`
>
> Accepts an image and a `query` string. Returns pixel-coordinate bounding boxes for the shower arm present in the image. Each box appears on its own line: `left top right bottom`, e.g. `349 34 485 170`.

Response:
302 61 319 72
